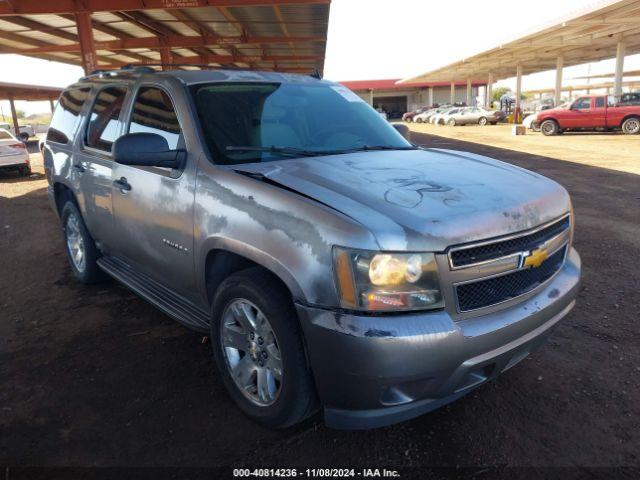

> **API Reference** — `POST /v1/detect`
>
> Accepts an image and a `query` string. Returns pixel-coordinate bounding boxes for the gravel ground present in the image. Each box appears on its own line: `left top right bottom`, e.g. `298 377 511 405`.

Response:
1 135 639 477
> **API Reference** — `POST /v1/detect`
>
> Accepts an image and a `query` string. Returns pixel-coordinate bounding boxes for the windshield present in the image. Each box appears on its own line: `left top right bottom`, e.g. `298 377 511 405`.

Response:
191 82 411 165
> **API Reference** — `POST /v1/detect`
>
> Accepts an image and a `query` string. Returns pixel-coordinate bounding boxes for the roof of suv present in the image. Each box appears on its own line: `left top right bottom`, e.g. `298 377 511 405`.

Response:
75 68 332 88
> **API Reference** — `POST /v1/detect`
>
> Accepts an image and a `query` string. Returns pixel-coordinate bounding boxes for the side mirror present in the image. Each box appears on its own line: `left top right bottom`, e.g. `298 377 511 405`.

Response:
392 123 411 141
113 132 185 169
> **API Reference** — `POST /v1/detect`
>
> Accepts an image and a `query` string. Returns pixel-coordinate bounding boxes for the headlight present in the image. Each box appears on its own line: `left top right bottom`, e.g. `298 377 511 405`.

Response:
333 247 444 312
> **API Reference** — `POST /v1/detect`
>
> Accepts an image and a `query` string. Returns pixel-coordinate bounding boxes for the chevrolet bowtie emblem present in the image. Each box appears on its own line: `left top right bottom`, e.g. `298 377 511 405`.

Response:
522 248 549 268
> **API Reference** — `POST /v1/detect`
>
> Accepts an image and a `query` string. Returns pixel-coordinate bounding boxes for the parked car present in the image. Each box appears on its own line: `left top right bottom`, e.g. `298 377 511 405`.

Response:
0 128 31 176
431 107 461 125
412 108 438 123
44 68 581 430
0 122 35 142
441 107 504 126
535 94 640 135
402 107 429 123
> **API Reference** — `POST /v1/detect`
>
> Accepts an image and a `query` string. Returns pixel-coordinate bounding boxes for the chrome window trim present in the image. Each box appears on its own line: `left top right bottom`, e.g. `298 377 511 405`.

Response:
447 213 571 271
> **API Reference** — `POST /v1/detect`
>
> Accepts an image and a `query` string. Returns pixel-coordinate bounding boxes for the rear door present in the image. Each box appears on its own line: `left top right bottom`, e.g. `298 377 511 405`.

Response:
72 84 129 250
109 83 198 301
591 96 607 128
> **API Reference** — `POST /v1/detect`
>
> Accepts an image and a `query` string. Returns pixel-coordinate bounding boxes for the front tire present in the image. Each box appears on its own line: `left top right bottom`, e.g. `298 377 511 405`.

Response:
210 268 318 428
61 201 104 284
447 118 456 126
621 117 640 135
540 119 559 136
19 132 29 142
478 117 488 126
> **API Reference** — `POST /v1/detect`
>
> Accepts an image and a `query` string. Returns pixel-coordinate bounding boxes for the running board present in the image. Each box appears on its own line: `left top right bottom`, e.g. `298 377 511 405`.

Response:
97 255 210 333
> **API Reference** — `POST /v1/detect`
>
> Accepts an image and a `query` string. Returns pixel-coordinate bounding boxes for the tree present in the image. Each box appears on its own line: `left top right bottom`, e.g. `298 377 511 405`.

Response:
492 86 512 102
15 109 26 119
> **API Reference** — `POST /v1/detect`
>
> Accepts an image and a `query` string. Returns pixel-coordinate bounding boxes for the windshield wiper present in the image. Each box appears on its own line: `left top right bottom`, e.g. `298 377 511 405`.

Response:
345 145 420 152
226 146 328 157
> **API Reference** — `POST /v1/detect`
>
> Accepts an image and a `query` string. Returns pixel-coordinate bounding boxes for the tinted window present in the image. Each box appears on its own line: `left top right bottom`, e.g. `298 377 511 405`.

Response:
47 87 91 144
0 130 12 140
192 82 410 165
86 86 127 152
595 97 605 108
128 87 181 149
573 97 591 110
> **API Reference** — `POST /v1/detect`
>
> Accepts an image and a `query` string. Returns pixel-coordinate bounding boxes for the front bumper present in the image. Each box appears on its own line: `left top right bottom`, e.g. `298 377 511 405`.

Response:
296 248 581 429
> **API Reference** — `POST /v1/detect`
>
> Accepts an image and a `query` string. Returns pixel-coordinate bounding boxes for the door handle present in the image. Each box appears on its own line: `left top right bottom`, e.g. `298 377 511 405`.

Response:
72 163 85 173
113 177 132 192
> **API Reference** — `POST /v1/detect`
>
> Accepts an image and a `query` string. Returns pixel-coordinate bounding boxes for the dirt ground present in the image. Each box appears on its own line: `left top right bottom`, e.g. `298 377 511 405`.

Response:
409 122 640 176
1 135 639 475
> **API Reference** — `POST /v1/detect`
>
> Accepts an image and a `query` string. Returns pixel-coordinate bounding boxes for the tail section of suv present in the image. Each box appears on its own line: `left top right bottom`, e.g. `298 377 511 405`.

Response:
44 68 581 429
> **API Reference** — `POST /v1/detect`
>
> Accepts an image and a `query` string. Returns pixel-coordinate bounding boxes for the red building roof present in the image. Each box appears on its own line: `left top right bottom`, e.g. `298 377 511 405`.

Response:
339 79 486 90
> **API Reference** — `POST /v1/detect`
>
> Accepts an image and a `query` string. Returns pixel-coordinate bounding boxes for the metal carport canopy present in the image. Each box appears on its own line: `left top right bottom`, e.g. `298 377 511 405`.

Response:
398 0 640 108
0 0 330 75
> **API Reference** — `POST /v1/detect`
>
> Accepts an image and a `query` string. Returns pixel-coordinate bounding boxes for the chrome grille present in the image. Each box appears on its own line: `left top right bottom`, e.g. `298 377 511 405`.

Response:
450 216 571 268
455 246 567 312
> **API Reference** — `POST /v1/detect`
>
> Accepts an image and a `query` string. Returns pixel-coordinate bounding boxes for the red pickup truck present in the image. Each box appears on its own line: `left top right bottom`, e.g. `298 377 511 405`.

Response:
534 93 640 136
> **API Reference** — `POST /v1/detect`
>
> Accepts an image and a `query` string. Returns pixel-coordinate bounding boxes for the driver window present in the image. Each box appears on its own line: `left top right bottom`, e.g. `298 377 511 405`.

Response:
573 97 591 110
129 86 182 149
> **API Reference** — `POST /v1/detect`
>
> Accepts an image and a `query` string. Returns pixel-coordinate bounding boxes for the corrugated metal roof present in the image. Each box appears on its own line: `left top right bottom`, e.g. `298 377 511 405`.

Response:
0 1 330 73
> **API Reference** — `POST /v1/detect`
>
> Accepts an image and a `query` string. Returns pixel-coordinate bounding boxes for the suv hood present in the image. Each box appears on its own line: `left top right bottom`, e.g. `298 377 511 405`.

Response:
233 148 571 251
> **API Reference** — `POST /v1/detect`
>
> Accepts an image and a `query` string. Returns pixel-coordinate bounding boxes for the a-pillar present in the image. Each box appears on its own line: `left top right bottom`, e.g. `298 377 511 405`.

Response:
75 12 97 75
514 64 523 124
614 40 626 99
554 56 563 106
9 95 20 136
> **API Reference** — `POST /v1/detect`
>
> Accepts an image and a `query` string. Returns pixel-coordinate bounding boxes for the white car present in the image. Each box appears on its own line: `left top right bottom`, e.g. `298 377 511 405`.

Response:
431 108 460 125
0 128 31 176
522 113 538 130
0 122 35 142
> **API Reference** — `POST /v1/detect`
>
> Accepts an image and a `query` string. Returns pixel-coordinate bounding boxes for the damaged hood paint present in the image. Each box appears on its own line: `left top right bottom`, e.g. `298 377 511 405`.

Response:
232 148 571 251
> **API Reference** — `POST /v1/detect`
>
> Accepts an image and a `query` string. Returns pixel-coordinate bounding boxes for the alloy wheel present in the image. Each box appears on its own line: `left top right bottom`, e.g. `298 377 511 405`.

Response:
65 212 86 273
622 118 640 134
220 299 283 406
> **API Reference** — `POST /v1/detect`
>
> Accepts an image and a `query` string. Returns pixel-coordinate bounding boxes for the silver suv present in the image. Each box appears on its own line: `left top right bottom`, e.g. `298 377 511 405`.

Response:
44 68 581 429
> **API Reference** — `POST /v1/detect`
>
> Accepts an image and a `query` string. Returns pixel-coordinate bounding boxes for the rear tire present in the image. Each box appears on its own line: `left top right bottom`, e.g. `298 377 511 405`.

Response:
447 118 456 126
415 118 422 124
18 132 29 142
478 117 488 126
61 201 104 284
540 119 559 136
19 165 31 177
621 117 640 135
210 268 318 428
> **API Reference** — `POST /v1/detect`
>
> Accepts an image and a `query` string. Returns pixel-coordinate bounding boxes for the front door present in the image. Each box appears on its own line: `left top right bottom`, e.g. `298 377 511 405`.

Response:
109 85 197 301
561 96 592 129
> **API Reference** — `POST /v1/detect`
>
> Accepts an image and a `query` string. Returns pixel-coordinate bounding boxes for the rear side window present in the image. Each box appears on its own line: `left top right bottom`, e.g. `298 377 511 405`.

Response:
128 86 181 149
47 87 91 144
86 86 128 153
595 97 605 108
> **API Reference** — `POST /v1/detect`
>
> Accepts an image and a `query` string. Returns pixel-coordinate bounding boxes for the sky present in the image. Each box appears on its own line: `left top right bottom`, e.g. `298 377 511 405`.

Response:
1 0 639 117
